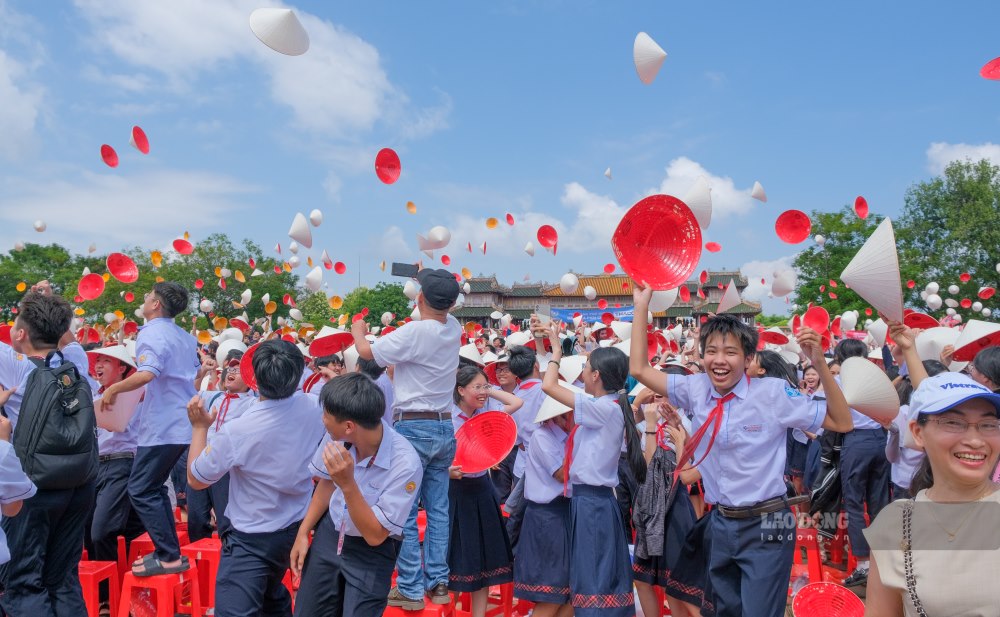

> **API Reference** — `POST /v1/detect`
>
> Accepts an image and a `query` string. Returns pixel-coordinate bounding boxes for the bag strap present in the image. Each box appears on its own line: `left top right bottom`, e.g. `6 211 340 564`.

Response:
901 500 928 617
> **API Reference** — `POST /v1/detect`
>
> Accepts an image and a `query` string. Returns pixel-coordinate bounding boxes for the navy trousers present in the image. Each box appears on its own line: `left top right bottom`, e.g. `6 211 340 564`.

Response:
707 506 796 617
840 428 890 558
0 482 96 616
128 444 187 562
215 522 300 617
88 456 145 561
187 472 232 542
293 515 401 617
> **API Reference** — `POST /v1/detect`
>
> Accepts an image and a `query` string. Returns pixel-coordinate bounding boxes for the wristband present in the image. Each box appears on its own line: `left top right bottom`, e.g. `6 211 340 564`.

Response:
548 360 560 367
644 431 656 435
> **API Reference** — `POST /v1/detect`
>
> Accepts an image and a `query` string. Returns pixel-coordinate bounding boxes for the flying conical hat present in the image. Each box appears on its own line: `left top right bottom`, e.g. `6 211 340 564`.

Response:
772 270 796 297
716 279 742 313
648 288 679 313
839 356 899 423
952 319 1000 362
558 355 587 384
459 344 483 366
610 321 632 341
751 181 767 202
305 266 323 292
915 327 960 362
288 212 313 249
249 8 310 56
867 318 888 346
682 175 712 230
840 218 903 321
633 32 667 85
604 167 612 180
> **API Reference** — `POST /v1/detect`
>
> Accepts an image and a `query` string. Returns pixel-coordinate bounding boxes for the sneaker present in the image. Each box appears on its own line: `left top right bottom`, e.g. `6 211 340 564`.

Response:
843 566 869 587
387 586 425 611
429 582 451 605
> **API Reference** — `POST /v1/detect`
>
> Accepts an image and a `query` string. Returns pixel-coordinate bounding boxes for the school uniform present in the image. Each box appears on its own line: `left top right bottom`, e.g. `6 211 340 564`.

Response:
484 393 517 502
447 406 513 592
376 372 395 427
294 424 423 616
666 373 825 617
0 342 96 616
513 421 571 605
128 317 200 564
369 316 461 600
567 392 634 617
189 392 326 617
0 440 37 564
187 390 256 541
504 378 547 545
886 404 922 500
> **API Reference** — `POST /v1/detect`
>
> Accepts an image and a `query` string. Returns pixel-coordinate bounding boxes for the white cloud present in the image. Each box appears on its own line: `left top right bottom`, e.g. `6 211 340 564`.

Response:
0 168 257 252
926 142 1000 174
0 50 43 160
651 157 755 221
322 172 343 202
739 255 797 315
362 226 412 265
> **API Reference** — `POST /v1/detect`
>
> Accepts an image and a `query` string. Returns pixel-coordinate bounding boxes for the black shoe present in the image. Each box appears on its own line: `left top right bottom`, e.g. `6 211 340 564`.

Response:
843 566 869 587
429 582 451 605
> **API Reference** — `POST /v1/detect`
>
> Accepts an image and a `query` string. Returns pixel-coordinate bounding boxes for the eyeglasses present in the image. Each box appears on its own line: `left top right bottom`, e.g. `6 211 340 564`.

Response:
495 366 511 374
465 385 491 392
931 417 1000 435
224 367 240 375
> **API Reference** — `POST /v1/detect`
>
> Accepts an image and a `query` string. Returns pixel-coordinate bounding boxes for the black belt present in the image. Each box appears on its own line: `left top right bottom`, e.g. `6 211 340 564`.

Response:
395 411 452 421
716 494 808 519
99 452 135 463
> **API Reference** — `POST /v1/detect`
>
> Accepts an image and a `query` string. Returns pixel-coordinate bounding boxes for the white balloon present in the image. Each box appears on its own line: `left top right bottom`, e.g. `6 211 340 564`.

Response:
973 301 984 312
199 299 214 313
463 282 471 294
926 293 942 310
309 209 323 227
219 268 232 278
289 241 299 254
984 308 993 317
13 242 24 252
88 243 97 254
946 308 956 316
403 280 419 300
920 290 928 300
953 314 963 323
814 234 825 246
947 284 959 295
925 282 940 294
381 312 394 326
289 308 303 321
840 312 858 332
945 298 959 308
428 226 451 248
633 32 667 85
583 285 597 301
288 255 301 268
104 312 117 324
559 273 579 295
33 220 46 232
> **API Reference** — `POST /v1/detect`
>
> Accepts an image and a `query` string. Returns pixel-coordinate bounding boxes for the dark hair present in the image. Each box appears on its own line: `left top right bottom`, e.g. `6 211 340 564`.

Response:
252 339 304 400
493 337 505 347
910 414 934 494
896 361 948 406
663 365 689 377
803 365 820 378
507 345 536 380
206 341 219 356
699 314 757 359
833 339 867 364
224 349 244 365
588 347 646 485
357 357 385 380
458 355 482 369
153 282 188 318
972 347 1000 390
454 365 487 405
320 373 384 430
755 350 797 388
314 354 343 368
16 292 72 347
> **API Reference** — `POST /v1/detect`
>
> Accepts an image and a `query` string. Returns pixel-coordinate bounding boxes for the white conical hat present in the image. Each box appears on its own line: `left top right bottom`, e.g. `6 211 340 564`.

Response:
459 343 483 366
583 286 597 300
535 381 584 423
840 311 858 332
604 167 612 180
682 175 712 230
669 323 683 341
610 321 633 341
305 266 323 292
772 270 796 297
633 32 667 85
779 350 800 365
559 273 579 294
428 226 451 249
839 356 899 423
649 288 679 313
953 319 1000 362
558 355 587 384
289 308 303 321
524 242 535 257
612 339 631 357
249 8 310 56
915 327 960 363
320 249 333 268
240 289 252 305
343 344 360 373
839 218 903 321
867 318 888 346
716 279 742 313
751 181 767 202
288 212 313 249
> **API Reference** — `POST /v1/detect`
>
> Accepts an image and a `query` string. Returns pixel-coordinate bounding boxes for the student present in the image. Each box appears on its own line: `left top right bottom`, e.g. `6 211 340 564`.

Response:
513 403 573 617
504 344 548 545
0 412 36 566
447 365 522 617
484 353 519 501
351 267 461 610
749 350 810 496
629 285 853 617
186 352 256 541
356 356 395 426
186 339 326 616
289 373 422 616
85 345 146 564
541 322 647 617
832 338 891 587
0 289 96 615
101 282 201 576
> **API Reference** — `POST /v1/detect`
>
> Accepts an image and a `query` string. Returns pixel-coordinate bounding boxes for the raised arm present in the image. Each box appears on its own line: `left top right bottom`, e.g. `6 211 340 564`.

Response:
487 388 523 415
797 327 853 433
539 320 575 408
629 284 668 395
886 317 927 388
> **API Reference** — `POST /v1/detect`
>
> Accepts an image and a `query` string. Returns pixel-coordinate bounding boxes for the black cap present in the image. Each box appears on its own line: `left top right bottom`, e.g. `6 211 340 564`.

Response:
416 268 460 310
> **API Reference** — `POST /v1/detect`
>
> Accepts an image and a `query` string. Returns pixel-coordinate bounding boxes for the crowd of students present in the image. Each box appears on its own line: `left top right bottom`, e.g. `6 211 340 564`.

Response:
0 271 998 617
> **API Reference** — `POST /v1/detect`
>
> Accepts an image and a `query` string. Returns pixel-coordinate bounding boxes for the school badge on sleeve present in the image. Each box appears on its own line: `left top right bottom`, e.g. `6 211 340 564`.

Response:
405 481 416 494
784 385 802 398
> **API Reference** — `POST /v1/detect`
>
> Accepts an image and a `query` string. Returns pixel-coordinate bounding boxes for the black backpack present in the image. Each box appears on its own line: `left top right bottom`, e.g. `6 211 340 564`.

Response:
12 350 98 490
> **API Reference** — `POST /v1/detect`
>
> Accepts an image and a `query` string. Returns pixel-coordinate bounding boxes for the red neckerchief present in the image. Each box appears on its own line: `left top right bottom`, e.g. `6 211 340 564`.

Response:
671 376 749 490
518 379 541 391
215 392 240 432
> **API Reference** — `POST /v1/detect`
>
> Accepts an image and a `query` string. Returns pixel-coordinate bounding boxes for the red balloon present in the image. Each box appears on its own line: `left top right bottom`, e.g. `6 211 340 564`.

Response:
124 292 134 302
854 196 869 220
506 213 515 226
829 292 838 299
596 299 608 310
700 270 708 284
374 148 401 184
78 273 105 300
131 126 150 154
775 210 812 244
173 239 194 255
106 253 139 283
705 242 722 252
100 144 118 168
334 262 346 275
441 255 451 266
981 57 1000 80
603 263 615 274
611 195 702 290
865 308 873 316
195 279 204 289
907 280 916 289
697 288 706 300
536 225 558 249
829 280 838 288
679 286 691 302
960 272 971 283
961 298 973 309
601 312 614 325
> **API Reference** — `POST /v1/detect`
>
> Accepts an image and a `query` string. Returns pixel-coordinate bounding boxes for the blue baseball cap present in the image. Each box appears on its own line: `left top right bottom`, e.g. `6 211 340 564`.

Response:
908 372 1000 422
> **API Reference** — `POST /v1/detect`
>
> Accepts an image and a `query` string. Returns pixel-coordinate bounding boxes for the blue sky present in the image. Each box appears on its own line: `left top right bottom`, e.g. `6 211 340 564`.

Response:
2 0 999 315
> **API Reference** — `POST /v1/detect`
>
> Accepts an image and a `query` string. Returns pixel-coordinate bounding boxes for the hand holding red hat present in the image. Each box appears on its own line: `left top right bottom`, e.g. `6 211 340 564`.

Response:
883 314 915 351
632 283 652 309
795 327 822 364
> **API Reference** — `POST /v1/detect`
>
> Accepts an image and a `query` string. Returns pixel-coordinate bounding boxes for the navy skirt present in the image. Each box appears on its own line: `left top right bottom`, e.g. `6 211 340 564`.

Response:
785 430 808 477
632 488 708 607
513 497 571 604
448 474 513 592
569 485 634 617
670 513 716 616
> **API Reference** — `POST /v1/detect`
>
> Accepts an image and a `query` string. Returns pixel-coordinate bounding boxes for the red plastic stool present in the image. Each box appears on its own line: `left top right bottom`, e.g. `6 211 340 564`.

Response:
79 560 119 617
117 536 128 585
118 567 202 617
128 530 191 567
180 537 222 610
417 509 427 543
384 603 456 617
456 583 515 617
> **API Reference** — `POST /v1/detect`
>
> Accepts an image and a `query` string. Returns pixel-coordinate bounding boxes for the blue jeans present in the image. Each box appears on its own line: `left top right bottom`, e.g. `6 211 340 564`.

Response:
394 420 456 599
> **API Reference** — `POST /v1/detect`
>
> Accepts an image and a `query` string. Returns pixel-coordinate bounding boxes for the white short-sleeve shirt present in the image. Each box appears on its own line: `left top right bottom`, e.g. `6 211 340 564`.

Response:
370 316 461 415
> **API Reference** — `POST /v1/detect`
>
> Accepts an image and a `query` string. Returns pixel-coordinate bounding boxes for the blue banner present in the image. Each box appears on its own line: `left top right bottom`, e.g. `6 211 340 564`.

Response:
550 306 634 323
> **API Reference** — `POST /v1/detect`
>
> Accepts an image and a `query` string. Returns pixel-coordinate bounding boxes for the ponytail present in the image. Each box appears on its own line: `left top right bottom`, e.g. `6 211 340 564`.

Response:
617 392 647 485
909 456 934 494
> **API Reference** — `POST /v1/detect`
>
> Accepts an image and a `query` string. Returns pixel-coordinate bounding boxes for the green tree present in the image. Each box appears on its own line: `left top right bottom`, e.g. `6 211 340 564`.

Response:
299 291 336 327
897 159 1000 316
341 282 411 328
0 244 76 322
